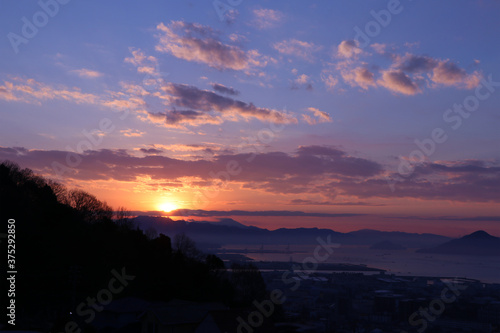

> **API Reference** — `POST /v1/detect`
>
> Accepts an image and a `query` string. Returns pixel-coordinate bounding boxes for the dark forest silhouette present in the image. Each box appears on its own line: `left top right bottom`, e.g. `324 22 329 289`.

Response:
0 161 277 331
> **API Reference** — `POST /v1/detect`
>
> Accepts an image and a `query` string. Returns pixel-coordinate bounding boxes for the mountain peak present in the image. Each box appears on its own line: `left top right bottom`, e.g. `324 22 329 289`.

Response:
418 230 500 256
463 230 494 240
214 218 249 228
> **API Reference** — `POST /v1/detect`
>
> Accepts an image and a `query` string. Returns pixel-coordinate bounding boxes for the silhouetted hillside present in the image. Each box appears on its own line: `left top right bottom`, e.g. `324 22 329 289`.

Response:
0 161 267 330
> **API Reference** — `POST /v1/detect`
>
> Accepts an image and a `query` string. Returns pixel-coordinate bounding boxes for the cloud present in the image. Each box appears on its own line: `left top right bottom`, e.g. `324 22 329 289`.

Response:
0 78 150 125
295 74 310 85
320 70 339 92
0 77 99 104
343 160 500 202
1 74 294 130
169 209 362 218
139 148 163 155
288 199 382 206
124 48 159 74
378 70 420 95
213 4 239 24
404 216 500 222
0 84 20 102
302 107 331 125
431 60 466 85
397 54 438 73
328 44 483 95
210 83 239 96
0 145 381 197
337 40 363 58
2 147 499 203
392 53 482 89
159 110 223 128
70 68 103 79
0 75 292 129
151 143 232 157
252 8 284 29
371 43 387 54
158 83 296 125
341 67 376 90
155 21 269 72
120 129 144 137
228 33 247 43
295 145 382 177
395 54 482 89
292 74 313 90
38 133 56 140
273 39 322 62
431 61 481 88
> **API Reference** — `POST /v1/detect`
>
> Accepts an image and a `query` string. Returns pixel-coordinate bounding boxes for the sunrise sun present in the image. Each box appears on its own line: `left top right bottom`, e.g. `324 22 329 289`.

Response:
158 202 178 213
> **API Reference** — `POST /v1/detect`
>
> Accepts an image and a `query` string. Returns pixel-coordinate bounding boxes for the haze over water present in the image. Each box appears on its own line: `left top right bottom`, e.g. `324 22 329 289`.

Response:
224 244 500 284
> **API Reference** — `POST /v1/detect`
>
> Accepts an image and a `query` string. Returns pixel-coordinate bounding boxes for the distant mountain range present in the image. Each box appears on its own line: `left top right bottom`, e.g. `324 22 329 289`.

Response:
417 230 500 256
369 240 406 250
133 216 452 249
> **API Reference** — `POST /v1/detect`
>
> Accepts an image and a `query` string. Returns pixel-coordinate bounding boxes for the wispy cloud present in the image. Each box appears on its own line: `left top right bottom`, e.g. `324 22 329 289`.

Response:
124 48 159 74
273 38 322 62
151 143 232 156
292 74 313 90
70 68 103 79
302 107 331 125
0 77 99 104
251 8 284 29
120 129 144 137
320 70 339 92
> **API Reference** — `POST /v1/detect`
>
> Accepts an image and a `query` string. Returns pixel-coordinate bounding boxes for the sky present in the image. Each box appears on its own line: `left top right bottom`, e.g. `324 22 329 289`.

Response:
1 0 499 236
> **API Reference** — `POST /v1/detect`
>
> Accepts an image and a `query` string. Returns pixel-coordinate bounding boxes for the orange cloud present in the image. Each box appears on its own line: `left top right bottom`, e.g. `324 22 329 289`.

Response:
124 48 159 75
0 77 99 104
120 129 144 137
302 107 331 125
